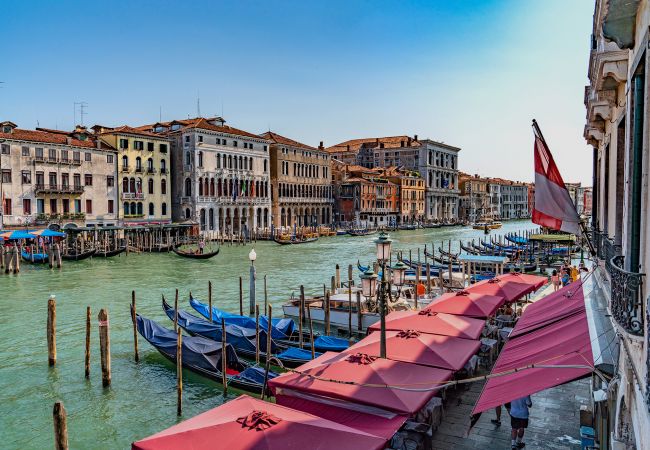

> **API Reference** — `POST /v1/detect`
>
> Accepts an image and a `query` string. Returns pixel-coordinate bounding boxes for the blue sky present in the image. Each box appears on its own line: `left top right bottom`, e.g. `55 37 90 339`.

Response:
1 0 594 184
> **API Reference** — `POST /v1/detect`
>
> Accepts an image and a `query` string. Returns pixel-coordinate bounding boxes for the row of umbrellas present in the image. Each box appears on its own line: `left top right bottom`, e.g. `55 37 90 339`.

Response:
0 229 66 240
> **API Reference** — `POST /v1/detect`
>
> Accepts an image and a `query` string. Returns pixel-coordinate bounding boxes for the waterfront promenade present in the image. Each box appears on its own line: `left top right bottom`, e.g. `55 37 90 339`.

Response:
0 222 537 448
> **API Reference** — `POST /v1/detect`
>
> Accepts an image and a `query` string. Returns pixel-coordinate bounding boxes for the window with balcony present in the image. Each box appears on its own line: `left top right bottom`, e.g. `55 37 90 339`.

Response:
147 158 154 173
74 174 81 188
21 170 31 184
35 147 44 159
48 172 57 187
21 146 30 156
61 173 69 187
160 159 167 173
48 148 57 161
73 151 80 163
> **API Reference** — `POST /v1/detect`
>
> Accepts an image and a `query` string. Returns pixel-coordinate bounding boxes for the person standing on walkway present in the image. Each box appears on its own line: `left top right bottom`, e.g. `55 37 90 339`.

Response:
551 269 560 292
506 395 532 449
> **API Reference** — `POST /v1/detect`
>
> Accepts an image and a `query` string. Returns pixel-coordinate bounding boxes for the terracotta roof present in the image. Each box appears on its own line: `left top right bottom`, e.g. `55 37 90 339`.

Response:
259 131 317 150
100 125 164 138
136 117 265 141
326 135 421 153
0 127 114 151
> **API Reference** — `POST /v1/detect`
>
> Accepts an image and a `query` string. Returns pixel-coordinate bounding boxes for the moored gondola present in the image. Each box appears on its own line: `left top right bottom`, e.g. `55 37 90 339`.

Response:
21 250 48 263
172 246 220 259
346 228 377 237
134 309 278 393
274 236 319 245
96 247 126 257
62 249 96 261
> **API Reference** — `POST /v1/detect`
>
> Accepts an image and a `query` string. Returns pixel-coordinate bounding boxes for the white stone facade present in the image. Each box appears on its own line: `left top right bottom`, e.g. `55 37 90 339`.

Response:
418 139 460 221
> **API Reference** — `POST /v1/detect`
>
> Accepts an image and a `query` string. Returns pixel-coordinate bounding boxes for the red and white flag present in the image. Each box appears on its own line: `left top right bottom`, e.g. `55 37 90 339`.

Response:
532 121 580 235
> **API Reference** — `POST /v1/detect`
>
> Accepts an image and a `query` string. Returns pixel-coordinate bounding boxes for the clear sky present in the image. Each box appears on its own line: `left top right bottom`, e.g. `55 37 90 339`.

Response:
1 0 594 184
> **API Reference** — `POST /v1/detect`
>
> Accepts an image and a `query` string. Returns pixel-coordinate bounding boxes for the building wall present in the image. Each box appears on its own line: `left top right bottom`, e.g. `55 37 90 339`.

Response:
419 140 460 221
0 128 117 227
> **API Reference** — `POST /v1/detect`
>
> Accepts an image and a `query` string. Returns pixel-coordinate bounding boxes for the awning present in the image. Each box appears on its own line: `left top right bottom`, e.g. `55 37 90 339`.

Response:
422 291 505 318
132 394 388 450
366 310 485 340
269 351 453 415
344 329 481 371
466 272 547 303
276 395 407 439
472 309 594 415
509 281 585 338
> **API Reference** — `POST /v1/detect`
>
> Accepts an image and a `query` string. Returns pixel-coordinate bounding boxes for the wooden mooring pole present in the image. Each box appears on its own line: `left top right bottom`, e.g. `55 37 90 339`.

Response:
306 299 315 359
221 318 227 398
299 285 305 349
131 291 139 362
85 306 91 378
263 275 268 315
176 328 182 416
47 295 56 366
255 305 260 365
53 401 68 450
208 281 213 322
239 277 243 316
260 305 272 400
98 309 111 387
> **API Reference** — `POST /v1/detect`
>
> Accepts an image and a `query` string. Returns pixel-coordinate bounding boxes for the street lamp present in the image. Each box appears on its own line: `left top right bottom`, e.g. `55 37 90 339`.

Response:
374 231 393 359
248 248 257 314
374 231 392 262
391 260 408 290
360 268 378 299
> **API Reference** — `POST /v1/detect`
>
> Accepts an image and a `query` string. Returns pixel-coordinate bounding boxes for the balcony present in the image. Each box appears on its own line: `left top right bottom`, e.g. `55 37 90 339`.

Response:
160 168 168 174
121 192 144 200
147 167 157 174
135 167 143 173
35 184 84 195
609 255 645 336
121 165 130 172
71 159 82 166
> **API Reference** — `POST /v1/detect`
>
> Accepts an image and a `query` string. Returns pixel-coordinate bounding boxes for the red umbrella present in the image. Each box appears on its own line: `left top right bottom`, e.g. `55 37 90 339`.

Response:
269 351 453 415
366 310 485 340
132 394 388 450
345 329 480 371
423 291 505 318
466 272 547 303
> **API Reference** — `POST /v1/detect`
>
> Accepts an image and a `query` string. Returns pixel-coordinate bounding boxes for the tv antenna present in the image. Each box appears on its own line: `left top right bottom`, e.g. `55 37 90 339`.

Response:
74 101 88 126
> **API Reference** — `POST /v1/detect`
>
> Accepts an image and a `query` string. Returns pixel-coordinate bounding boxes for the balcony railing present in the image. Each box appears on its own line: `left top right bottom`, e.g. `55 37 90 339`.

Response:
135 167 143 173
121 192 144 200
121 165 130 172
160 168 168 174
609 255 645 336
35 184 84 195
147 167 157 174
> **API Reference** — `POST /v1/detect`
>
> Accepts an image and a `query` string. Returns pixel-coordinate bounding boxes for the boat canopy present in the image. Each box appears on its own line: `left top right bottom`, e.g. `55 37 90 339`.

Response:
423 291 505 319
344 330 480 371
276 347 322 361
190 297 295 339
32 229 66 237
269 351 453 415
132 394 389 450
457 254 509 264
367 310 485 340
307 335 350 352
528 233 576 243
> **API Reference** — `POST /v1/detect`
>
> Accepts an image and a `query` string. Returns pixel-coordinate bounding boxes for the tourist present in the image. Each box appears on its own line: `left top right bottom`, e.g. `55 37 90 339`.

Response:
506 396 532 449
198 239 205 255
551 269 560 291
561 269 570 287
491 405 502 427
570 265 579 282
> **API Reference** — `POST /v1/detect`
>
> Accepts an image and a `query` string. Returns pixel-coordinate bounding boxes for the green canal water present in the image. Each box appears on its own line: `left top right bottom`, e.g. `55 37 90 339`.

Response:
1 220 536 449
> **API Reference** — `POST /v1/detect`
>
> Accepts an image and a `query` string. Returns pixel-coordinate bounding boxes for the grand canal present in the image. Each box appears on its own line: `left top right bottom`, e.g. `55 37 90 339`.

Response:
1 220 536 449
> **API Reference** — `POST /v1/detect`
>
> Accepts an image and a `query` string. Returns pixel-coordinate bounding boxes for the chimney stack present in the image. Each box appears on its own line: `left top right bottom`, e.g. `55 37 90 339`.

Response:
319 141 324 150
414 134 418 141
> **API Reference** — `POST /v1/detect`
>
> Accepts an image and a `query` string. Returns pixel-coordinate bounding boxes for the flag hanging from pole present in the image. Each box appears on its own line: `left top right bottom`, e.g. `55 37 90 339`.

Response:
531 120 580 235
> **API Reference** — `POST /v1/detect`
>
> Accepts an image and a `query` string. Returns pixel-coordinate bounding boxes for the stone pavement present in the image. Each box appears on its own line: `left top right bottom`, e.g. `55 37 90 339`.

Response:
431 377 590 450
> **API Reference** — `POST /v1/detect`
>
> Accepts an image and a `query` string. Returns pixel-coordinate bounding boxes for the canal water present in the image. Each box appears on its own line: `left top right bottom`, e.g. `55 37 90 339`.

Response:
0 220 536 449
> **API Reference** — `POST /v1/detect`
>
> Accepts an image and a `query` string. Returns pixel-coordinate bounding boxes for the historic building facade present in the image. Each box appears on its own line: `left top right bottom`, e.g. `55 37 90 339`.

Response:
418 139 460 221
584 0 650 447
380 167 425 224
262 132 333 228
0 122 117 227
326 135 460 221
458 173 490 222
138 117 272 234
96 126 171 225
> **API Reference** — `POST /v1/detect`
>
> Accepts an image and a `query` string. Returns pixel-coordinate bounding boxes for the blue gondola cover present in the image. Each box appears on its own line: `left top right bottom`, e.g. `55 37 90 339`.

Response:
308 335 349 352
276 347 322 361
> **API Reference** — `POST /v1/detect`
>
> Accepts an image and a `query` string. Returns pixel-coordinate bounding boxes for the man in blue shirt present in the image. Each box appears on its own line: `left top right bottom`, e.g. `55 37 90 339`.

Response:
506 396 532 449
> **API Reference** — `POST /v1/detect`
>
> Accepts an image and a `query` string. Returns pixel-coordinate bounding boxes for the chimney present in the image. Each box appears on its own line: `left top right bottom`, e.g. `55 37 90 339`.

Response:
375 138 379 147
407 137 411 146
66 137 72 144
346 144 350 151
414 134 418 141
96 139 101 149
319 141 324 150
400 140 404 147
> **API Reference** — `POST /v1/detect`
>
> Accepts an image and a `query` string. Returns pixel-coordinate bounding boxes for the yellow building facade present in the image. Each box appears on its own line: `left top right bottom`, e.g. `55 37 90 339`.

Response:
97 126 171 225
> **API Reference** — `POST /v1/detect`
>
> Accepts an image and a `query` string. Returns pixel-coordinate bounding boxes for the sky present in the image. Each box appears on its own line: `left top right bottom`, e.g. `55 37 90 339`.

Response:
1 0 595 184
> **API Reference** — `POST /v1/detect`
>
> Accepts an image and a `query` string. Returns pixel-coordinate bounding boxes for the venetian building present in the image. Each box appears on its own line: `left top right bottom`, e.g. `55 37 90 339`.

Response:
377 167 425 224
95 125 172 225
261 132 333 229
458 173 489 222
418 139 460 221
138 117 272 234
0 122 117 227
584 0 650 447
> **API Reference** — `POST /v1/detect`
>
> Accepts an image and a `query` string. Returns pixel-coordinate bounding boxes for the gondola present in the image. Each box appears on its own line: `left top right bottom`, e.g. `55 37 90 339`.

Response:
346 228 377 237
460 242 479 255
96 247 126 257
21 250 48 263
62 249 96 261
149 244 174 253
274 236 319 245
134 309 278 393
503 262 538 273
437 247 459 260
172 246 220 259
189 296 349 352
162 298 319 369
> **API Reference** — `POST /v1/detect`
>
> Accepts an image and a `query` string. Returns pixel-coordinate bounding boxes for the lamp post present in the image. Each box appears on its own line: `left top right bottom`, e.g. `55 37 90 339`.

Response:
248 248 257 315
374 231 393 358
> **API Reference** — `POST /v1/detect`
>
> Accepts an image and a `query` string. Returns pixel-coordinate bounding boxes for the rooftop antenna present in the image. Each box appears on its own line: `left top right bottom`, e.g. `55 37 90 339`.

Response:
74 101 88 126
197 92 201 118
159 106 162 122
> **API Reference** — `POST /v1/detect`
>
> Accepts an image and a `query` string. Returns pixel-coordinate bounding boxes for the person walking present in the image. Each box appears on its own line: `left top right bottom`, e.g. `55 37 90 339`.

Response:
506 396 532 449
551 269 560 292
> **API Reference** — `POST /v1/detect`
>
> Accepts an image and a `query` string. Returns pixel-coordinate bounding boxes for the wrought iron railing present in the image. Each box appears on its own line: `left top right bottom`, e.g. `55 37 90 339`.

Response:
603 237 622 276
609 255 645 336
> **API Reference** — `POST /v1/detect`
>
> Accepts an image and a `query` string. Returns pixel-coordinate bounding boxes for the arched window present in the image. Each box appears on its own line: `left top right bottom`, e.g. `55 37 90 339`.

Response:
122 155 128 169
136 178 142 195
136 157 142 171
243 157 247 170
264 159 267 172
162 202 167 216
123 202 129 214
198 151 203 167
129 177 136 193
209 208 214 230
137 202 143 215
234 156 238 169
198 177 204 196
185 208 191 219
185 178 192 196
216 153 221 168
210 178 215 196
228 155 232 168
239 156 243 169
130 202 136 215
223 154 227 168
249 157 253 170
161 159 166 171
185 151 191 165
148 178 154 194
161 179 167 195
147 158 153 171
148 202 154 216
200 209 206 230
122 177 128 193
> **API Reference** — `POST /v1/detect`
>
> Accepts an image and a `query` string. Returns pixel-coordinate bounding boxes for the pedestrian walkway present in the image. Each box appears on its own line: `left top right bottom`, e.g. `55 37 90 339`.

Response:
431 377 589 449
